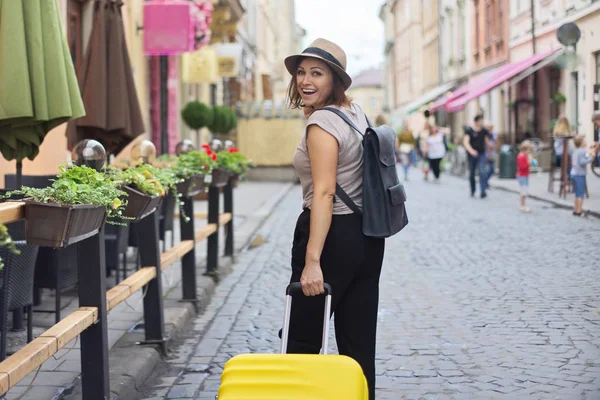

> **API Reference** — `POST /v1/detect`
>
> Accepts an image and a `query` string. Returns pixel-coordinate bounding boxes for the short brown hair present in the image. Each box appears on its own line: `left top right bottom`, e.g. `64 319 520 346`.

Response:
573 135 585 148
286 56 350 109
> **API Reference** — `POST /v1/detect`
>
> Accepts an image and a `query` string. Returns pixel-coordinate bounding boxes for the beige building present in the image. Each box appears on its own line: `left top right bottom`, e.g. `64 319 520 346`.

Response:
392 0 425 114
379 1 396 115
347 68 384 121
422 0 440 92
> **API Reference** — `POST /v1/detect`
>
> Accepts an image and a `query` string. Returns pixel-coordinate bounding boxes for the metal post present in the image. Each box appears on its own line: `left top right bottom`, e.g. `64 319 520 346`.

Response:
159 55 169 155
77 231 110 399
206 186 220 275
223 180 234 257
135 211 167 353
179 196 197 303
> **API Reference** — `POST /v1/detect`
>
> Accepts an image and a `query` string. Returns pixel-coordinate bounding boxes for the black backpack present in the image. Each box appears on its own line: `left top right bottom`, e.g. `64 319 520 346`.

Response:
322 107 408 238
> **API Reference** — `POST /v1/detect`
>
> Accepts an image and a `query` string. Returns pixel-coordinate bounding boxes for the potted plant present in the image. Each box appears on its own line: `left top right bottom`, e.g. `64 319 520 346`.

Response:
182 101 214 146
3 165 127 248
171 150 216 197
216 148 252 187
105 164 167 222
0 224 20 270
200 144 230 187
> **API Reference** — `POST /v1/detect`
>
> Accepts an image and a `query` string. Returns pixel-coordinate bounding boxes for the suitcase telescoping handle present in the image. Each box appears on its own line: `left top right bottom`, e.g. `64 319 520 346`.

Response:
280 282 332 355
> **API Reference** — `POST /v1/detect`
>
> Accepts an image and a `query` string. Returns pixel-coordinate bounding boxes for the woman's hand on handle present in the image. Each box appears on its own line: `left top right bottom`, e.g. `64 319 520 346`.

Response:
300 262 325 296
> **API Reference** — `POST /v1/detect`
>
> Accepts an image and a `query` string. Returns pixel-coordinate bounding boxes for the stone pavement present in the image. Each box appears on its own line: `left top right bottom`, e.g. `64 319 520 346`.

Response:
2 181 292 400
489 171 600 216
134 174 600 400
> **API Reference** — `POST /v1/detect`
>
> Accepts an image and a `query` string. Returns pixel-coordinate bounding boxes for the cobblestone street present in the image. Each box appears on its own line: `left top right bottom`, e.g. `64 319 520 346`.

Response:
137 174 600 400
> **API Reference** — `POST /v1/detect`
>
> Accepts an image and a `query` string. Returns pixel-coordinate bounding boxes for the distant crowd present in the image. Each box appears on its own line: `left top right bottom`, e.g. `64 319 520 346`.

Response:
382 111 600 217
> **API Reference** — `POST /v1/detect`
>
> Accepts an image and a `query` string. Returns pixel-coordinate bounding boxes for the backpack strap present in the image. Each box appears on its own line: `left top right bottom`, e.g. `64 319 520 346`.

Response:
320 107 364 136
335 184 362 214
318 107 364 214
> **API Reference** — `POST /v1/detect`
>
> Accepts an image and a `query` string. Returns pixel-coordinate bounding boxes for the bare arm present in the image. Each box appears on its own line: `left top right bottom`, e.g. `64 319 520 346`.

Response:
303 124 338 296
463 134 477 155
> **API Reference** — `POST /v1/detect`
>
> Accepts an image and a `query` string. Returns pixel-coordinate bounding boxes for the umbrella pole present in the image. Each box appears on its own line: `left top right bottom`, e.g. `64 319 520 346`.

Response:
16 160 23 189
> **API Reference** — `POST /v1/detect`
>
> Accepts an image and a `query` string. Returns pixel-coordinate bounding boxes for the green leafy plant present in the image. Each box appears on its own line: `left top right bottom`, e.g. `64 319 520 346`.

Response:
0 224 20 270
171 150 216 179
551 91 566 104
181 101 214 131
216 148 252 175
105 165 167 197
208 106 237 134
3 165 128 220
156 154 177 162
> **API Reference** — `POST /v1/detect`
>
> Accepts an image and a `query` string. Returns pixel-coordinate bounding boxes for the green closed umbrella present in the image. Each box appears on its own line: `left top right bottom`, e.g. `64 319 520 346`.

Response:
0 0 85 182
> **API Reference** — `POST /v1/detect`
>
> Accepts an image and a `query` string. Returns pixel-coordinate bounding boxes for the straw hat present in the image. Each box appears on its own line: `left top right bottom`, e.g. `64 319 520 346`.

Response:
284 38 352 90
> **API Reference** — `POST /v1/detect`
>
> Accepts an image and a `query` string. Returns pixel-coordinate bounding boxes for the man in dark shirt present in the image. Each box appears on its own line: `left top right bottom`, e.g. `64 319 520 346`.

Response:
463 115 490 198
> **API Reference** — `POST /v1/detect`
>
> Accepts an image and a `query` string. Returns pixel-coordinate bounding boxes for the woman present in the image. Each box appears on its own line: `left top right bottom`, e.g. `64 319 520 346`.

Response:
396 125 416 180
281 38 385 399
422 123 447 182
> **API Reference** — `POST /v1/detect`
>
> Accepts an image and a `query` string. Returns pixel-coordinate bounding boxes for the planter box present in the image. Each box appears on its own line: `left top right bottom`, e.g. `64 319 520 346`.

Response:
210 168 231 188
231 174 240 188
122 186 162 222
24 202 106 248
177 174 205 197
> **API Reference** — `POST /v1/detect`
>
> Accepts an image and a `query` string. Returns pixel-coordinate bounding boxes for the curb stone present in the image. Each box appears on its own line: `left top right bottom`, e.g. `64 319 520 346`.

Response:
59 183 295 400
490 183 600 218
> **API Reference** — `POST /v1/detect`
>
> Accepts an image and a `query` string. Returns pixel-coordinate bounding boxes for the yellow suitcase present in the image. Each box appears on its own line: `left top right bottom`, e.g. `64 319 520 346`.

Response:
217 283 368 400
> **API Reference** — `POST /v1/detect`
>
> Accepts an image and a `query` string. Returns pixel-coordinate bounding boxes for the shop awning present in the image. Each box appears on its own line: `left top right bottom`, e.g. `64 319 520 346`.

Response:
401 81 457 115
446 48 561 112
429 69 500 112
508 48 565 86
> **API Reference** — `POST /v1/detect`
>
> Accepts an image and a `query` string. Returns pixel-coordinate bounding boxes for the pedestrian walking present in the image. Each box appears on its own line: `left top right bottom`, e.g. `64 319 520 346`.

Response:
570 135 597 217
516 140 534 213
282 38 385 400
396 125 416 181
422 123 447 182
463 115 490 198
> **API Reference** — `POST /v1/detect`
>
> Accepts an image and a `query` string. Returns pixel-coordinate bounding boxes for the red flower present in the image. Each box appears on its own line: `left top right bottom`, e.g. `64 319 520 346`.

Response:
201 144 210 150
228 148 239 153
211 154 217 161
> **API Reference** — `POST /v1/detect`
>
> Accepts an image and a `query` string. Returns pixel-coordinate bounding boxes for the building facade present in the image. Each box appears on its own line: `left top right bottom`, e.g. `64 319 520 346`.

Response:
469 0 509 132
347 68 385 121
422 0 440 92
509 0 600 143
392 0 424 113
379 1 396 114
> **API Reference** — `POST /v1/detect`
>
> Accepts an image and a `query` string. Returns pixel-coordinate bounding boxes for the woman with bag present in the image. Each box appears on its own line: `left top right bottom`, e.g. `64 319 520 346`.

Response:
422 123 449 182
279 38 385 400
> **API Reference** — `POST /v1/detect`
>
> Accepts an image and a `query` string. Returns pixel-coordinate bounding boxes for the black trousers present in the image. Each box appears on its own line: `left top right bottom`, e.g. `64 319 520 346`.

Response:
428 157 442 179
282 209 385 400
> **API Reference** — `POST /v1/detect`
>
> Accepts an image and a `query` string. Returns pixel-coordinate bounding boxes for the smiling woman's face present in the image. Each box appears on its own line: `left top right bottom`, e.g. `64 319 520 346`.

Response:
296 58 334 109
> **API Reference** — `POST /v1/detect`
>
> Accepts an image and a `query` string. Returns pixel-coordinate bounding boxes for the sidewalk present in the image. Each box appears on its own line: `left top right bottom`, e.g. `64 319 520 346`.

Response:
3 181 294 400
489 171 600 216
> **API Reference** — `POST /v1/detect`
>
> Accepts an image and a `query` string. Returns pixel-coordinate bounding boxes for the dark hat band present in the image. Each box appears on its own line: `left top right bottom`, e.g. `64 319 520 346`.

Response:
302 47 343 70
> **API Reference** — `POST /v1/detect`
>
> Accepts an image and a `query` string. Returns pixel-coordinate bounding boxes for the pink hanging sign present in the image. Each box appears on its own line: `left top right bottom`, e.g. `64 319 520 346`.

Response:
144 1 194 55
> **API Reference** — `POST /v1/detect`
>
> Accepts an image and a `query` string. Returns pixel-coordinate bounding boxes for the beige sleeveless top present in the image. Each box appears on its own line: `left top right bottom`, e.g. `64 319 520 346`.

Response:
292 103 368 215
